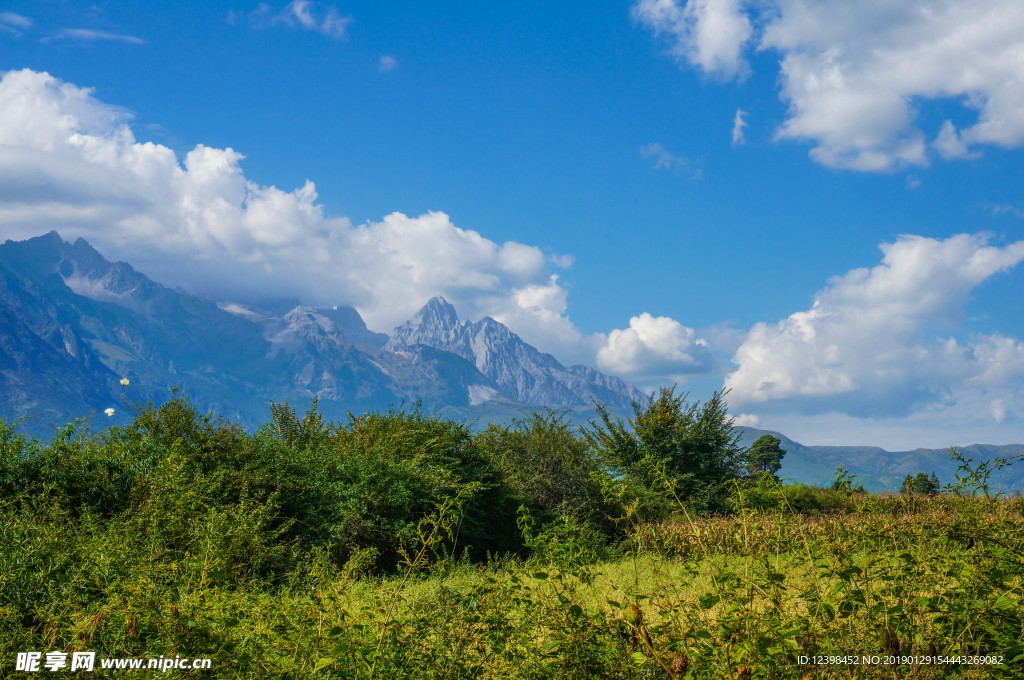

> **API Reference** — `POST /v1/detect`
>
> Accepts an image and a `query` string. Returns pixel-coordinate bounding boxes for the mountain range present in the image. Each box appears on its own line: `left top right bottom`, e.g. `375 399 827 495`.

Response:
0 231 641 429
2 232 1022 492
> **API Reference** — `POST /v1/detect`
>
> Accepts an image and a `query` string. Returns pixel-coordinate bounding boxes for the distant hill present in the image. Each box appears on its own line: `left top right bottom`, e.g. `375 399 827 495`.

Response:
737 427 1024 493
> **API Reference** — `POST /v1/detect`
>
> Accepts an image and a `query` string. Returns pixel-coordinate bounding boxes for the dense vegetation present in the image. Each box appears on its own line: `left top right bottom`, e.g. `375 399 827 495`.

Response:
1 388 1022 678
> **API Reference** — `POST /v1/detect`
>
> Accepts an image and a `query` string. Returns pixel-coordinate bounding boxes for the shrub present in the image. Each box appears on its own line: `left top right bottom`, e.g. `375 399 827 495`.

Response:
477 410 613 543
586 387 743 514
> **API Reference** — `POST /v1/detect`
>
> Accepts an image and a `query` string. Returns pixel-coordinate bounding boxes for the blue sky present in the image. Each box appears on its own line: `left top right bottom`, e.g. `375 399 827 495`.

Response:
2 0 1024 448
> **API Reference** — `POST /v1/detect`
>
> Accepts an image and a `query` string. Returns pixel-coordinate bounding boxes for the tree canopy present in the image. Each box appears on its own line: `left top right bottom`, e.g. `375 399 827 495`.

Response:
901 471 941 495
586 386 743 513
745 434 786 482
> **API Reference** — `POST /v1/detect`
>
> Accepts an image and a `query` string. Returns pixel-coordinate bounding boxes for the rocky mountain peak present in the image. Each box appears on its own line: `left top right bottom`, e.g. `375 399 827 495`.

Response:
385 300 643 409
316 305 388 349
0 230 68 279
415 296 460 328
386 297 473 360
277 306 350 352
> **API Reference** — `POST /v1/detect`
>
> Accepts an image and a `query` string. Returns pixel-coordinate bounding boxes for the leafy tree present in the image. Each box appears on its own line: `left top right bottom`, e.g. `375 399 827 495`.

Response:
744 434 786 482
586 387 743 513
901 471 941 495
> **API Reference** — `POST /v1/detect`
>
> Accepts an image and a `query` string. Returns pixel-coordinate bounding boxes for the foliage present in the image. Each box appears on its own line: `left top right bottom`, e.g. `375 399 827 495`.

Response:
586 386 744 513
743 433 786 482
831 465 867 494
1 398 1023 678
729 475 865 515
901 471 942 495
267 400 513 567
476 410 611 541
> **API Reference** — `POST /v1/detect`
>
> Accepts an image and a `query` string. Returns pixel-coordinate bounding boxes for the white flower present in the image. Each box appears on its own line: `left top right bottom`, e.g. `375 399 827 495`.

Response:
120 377 130 386
104 408 115 417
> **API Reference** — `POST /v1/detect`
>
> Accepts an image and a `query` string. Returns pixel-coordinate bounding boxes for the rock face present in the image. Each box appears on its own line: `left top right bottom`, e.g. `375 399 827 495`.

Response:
386 297 646 408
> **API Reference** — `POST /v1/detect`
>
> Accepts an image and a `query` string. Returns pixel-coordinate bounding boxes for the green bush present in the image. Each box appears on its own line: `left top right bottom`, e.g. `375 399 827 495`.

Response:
586 387 743 514
477 410 614 544
732 477 864 515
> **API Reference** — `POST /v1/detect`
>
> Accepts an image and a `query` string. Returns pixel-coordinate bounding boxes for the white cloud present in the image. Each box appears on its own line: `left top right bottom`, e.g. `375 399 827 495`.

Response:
633 0 1024 171
731 108 746 146
0 70 564 336
733 413 759 427
0 12 32 36
632 0 753 79
933 120 980 161
550 253 575 268
50 28 146 44
597 312 715 386
991 399 1007 424
640 142 701 178
725 233 1024 418
249 1 351 39
378 55 397 72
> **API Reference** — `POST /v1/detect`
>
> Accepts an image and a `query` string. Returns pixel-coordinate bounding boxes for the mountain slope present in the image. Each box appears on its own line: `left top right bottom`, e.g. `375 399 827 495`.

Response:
0 256 117 424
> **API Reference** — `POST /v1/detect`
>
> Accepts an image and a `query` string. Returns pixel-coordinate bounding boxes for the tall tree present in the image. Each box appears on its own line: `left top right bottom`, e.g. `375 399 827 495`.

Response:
744 434 786 482
586 387 743 513
901 471 941 495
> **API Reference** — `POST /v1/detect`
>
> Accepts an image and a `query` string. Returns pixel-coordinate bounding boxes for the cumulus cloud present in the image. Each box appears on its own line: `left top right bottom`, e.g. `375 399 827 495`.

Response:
733 413 759 427
725 234 1024 418
378 55 397 72
991 399 1007 424
633 0 1024 171
249 0 351 39
933 121 979 160
597 313 715 386
0 70 548 328
632 0 753 79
